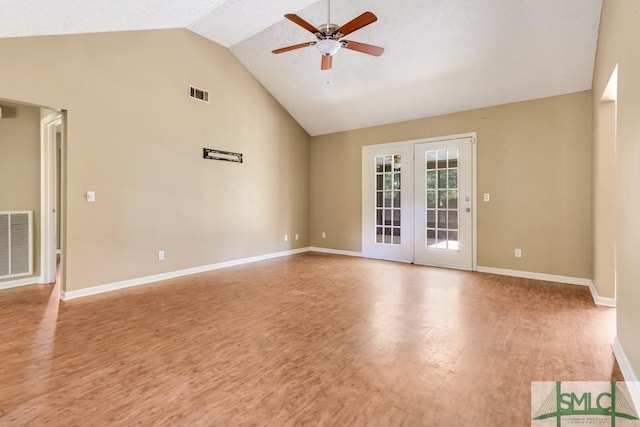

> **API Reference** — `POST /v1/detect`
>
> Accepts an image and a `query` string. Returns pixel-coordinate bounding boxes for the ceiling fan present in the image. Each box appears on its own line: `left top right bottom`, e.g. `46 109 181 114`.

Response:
272 0 384 71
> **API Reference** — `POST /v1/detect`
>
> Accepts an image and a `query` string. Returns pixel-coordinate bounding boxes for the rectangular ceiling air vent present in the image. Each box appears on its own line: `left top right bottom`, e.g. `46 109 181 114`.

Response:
189 85 209 103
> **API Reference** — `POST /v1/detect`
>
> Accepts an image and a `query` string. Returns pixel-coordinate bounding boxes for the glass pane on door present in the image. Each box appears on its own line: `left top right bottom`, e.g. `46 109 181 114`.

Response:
375 154 402 245
425 148 459 250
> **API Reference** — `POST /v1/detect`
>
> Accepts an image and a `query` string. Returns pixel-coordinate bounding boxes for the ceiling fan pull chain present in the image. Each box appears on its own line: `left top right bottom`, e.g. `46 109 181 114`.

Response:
327 0 331 32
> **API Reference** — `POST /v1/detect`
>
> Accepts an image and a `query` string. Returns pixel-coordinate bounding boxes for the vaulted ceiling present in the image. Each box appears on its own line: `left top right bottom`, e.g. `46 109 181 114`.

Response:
1 0 602 135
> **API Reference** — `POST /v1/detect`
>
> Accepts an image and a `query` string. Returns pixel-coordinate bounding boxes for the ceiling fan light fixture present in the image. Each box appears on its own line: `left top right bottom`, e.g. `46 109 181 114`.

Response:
315 39 341 56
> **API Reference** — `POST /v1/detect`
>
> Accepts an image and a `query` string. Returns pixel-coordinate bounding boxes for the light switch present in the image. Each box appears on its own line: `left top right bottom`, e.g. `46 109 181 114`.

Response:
86 191 96 202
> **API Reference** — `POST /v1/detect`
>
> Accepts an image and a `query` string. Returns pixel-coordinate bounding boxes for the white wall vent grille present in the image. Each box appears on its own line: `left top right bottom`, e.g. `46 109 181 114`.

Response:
0 211 33 279
189 85 209 103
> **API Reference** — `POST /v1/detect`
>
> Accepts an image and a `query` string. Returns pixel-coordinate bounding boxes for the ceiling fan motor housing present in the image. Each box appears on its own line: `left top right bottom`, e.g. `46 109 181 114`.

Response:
317 23 340 37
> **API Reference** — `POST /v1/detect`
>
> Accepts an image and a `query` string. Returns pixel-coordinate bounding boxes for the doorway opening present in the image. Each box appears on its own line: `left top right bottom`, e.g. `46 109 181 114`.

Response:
0 100 65 296
41 109 65 298
593 64 618 304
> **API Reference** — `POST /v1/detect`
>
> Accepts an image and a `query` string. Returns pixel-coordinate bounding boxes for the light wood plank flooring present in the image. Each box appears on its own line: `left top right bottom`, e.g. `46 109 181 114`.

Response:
0 253 621 426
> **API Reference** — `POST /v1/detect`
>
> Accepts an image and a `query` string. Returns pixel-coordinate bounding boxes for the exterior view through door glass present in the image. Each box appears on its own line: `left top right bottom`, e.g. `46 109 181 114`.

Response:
414 137 473 269
375 154 402 245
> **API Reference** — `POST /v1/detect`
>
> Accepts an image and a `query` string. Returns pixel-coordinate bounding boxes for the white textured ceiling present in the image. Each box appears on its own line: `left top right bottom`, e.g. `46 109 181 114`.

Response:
0 0 226 37
0 0 602 136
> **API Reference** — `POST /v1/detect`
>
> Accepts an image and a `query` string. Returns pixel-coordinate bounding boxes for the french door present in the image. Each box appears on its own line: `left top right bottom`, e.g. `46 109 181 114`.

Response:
362 135 475 270
361 144 414 262
414 138 473 269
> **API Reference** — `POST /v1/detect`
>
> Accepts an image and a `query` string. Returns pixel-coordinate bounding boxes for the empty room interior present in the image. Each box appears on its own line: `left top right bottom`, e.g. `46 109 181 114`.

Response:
1 0 639 425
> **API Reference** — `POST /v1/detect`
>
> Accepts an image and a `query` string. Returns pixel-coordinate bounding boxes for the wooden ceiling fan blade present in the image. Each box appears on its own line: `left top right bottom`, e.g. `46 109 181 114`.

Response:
321 55 333 70
272 42 314 54
285 14 320 35
336 11 377 37
342 40 384 56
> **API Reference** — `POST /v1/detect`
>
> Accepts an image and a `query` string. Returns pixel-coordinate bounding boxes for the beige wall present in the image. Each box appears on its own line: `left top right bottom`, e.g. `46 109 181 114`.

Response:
311 91 593 279
0 101 41 281
594 0 640 381
0 29 310 291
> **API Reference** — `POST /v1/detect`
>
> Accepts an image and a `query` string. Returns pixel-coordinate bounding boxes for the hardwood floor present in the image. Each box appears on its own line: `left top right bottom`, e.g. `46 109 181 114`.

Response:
0 253 621 426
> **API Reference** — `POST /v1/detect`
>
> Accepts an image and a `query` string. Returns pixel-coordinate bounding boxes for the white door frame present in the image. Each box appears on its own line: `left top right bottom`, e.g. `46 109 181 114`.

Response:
40 112 62 284
361 132 478 270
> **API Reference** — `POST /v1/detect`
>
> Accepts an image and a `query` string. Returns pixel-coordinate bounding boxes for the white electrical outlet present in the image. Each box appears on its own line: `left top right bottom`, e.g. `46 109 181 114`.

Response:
295 233 299 240
515 248 522 258
284 234 289 242
322 232 326 239
484 193 490 202
158 250 165 261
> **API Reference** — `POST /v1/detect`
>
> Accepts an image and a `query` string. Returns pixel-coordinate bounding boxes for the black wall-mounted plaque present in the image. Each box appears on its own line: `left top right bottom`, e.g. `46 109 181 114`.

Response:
203 148 243 164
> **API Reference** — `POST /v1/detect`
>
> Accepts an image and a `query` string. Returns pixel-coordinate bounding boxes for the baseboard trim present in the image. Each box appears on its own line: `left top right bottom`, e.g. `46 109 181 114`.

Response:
613 336 640 414
53 252 615 307
0 276 43 290
476 266 617 307
476 266 591 287
60 247 311 301
309 247 363 257
588 281 616 307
